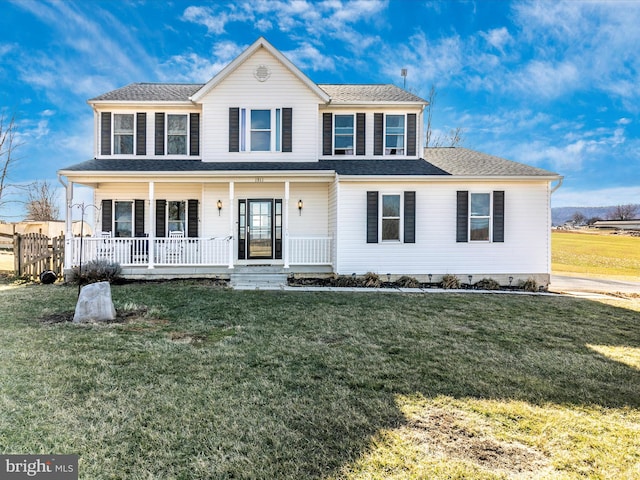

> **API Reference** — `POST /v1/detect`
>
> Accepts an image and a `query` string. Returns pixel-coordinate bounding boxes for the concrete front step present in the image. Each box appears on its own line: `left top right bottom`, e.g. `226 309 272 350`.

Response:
230 271 289 289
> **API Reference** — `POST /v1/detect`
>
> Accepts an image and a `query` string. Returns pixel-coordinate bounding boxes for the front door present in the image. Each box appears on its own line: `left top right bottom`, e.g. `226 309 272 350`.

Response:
248 200 272 259
238 199 283 260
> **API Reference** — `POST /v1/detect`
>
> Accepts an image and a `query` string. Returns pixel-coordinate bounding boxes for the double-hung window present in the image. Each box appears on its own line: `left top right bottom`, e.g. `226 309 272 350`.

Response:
334 115 354 155
167 114 188 155
385 115 405 155
381 194 401 241
168 201 186 234
114 201 133 237
470 193 491 241
114 114 134 154
250 110 272 151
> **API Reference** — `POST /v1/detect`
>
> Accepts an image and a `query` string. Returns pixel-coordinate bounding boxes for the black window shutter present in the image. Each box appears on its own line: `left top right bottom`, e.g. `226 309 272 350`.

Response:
101 199 112 233
356 113 366 155
155 113 165 155
456 191 469 242
101 112 111 155
155 199 166 238
136 113 146 155
187 199 199 238
190 113 200 156
322 113 332 155
493 191 505 243
367 191 379 243
229 108 239 152
282 108 292 152
134 200 145 237
407 113 417 156
373 113 383 155
404 191 416 243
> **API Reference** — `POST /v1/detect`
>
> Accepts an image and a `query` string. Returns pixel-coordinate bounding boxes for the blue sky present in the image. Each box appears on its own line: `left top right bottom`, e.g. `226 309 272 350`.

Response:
1 0 639 220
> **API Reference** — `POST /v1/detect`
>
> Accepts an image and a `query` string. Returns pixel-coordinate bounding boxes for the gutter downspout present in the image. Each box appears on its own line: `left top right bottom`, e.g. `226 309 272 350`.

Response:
550 176 564 194
58 174 73 276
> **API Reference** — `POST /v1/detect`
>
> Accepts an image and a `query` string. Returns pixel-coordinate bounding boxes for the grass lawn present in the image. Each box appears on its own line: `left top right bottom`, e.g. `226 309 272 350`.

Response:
552 230 640 280
1 280 639 479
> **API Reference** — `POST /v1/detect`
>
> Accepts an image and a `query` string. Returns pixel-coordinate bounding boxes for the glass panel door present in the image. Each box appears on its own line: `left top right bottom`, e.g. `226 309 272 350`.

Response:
248 200 273 259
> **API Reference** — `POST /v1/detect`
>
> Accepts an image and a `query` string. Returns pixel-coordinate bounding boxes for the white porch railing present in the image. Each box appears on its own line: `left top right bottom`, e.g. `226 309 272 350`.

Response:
71 235 332 267
288 236 332 265
71 237 232 267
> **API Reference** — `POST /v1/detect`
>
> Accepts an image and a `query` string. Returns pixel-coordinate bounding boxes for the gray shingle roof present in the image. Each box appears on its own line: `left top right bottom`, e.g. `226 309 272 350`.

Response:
59 159 447 176
423 148 559 177
59 149 558 178
89 83 204 102
89 82 427 104
319 84 426 103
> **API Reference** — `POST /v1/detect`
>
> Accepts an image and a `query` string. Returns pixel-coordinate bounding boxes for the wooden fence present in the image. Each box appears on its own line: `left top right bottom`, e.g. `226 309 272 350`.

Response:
13 233 65 280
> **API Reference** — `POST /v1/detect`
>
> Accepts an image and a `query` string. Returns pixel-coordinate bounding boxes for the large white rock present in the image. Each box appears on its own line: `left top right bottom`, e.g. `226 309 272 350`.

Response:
73 281 117 323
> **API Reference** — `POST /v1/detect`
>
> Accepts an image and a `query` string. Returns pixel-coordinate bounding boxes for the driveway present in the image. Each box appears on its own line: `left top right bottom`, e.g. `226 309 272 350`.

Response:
550 275 640 295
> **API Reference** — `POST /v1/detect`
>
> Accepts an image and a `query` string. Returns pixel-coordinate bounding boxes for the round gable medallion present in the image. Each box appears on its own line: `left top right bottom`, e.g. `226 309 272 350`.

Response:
254 64 271 82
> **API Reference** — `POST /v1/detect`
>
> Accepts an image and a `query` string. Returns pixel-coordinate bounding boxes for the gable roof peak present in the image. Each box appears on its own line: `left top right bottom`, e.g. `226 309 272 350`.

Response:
190 37 330 103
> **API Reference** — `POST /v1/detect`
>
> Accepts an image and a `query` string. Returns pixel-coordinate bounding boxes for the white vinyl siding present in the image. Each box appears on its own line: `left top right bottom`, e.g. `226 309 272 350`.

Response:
334 181 550 276
200 48 318 162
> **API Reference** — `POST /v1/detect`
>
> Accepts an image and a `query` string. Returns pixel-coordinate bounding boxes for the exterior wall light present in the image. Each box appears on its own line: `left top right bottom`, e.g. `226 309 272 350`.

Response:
298 199 303 215
217 200 223 216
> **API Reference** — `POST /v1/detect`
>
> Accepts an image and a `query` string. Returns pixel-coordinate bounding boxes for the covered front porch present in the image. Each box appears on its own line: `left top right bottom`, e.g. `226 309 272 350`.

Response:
61 175 336 277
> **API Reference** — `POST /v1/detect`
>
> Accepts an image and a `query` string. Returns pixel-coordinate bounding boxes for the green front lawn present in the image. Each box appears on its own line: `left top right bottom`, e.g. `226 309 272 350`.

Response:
1 280 639 479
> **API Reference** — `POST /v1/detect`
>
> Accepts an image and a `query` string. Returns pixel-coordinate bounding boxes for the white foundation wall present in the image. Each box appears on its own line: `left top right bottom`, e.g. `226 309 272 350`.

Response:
200 48 321 162
335 181 551 277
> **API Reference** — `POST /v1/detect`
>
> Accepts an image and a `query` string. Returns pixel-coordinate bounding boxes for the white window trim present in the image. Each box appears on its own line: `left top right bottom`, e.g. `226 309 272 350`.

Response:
333 113 355 155
384 114 406 156
113 200 134 238
167 200 188 234
380 192 403 242
239 107 283 152
112 112 136 156
469 192 492 242
164 113 190 156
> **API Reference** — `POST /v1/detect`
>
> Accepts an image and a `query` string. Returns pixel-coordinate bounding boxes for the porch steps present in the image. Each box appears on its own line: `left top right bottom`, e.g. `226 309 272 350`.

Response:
230 267 289 290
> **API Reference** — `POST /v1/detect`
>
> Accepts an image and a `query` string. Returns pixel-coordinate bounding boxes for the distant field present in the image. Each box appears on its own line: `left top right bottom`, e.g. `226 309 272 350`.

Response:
552 230 640 280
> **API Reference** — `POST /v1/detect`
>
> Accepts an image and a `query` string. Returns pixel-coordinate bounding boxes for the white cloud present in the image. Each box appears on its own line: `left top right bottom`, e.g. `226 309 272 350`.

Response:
284 42 336 72
181 5 252 34
552 186 640 208
617 117 632 125
480 27 513 54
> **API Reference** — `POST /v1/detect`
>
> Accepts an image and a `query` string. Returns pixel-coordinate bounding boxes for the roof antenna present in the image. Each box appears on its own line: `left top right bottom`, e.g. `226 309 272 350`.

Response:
401 68 407 89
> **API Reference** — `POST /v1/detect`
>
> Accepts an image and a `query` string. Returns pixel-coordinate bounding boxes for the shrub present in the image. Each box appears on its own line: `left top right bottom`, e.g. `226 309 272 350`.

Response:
441 274 461 289
363 272 381 288
396 275 420 288
475 278 501 290
71 260 122 285
333 274 362 287
519 277 539 292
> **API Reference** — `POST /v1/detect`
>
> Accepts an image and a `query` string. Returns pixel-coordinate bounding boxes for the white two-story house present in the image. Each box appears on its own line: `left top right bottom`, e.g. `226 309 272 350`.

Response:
58 37 561 286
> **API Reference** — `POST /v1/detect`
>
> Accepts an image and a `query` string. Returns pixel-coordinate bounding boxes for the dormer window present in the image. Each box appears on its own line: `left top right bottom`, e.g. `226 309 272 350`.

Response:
114 114 134 154
385 115 405 155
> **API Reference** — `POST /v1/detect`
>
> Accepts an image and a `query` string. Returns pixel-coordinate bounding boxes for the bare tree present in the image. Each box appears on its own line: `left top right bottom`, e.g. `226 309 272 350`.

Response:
24 180 60 221
608 204 638 221
424 85 464 148
570 211 586 225
0 111 22 215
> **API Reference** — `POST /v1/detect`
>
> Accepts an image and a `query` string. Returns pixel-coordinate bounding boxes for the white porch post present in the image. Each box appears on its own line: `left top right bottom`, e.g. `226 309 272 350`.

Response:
228 181 234 269
64 180 74 272
284 181 290 269
148 181 155 269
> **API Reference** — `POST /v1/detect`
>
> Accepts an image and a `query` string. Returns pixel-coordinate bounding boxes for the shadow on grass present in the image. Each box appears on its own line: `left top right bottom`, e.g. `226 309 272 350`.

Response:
2 283 639 478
